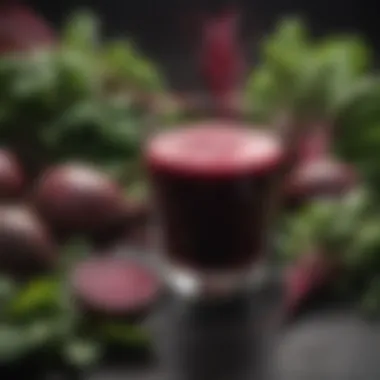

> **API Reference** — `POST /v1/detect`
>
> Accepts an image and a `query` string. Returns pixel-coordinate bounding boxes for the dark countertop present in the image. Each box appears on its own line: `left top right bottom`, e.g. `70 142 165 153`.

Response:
83 266 380 380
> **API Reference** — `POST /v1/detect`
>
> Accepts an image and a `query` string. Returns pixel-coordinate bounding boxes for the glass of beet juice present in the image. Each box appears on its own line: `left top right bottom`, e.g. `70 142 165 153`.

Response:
145 121 283 298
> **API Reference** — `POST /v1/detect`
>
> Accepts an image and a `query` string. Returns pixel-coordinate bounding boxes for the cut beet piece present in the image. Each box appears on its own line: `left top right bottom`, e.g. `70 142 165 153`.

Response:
71 258 161 320
35 163 127 238
0 204 56 277
0 149 25 200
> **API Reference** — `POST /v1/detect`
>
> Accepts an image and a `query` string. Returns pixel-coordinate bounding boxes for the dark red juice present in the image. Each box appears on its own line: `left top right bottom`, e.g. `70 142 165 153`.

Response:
146 122 283 272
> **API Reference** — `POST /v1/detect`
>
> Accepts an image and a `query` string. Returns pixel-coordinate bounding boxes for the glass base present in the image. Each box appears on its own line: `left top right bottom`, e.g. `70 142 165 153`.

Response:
164 261 271 300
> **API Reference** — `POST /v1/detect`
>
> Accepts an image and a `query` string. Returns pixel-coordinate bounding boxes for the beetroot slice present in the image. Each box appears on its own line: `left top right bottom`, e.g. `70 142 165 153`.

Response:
71 258 161 318
284 253 338 318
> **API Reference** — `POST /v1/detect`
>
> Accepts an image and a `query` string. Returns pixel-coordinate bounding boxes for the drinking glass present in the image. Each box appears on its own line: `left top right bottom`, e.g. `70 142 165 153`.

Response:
144 121 284 298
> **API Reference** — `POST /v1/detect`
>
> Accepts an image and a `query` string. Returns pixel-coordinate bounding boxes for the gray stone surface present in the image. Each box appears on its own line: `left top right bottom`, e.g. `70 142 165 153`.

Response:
79 248 380 380
275 312 380 380
86 282 380 380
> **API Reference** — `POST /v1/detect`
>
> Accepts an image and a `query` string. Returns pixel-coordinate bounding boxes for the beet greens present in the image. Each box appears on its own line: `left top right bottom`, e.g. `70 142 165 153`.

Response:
279 189 380 316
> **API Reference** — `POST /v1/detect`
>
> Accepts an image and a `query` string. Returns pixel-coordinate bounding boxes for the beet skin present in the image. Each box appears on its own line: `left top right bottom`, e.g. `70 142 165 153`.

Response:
286 157 357 208
0 204 56 277
34 163 128 239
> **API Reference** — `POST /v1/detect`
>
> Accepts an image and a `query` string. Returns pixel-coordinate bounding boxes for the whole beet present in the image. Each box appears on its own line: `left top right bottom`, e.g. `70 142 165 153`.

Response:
286 157 357 208
0 204 56 277
285 123 357 208
0 3 55 54
34 163 128 239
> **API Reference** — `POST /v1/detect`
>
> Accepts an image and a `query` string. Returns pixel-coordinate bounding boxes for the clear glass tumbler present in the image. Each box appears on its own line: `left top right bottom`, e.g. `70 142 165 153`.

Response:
144 120 284 299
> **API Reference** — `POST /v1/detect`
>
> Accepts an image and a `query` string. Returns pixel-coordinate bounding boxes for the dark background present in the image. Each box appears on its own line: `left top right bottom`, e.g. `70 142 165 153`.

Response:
24 0 378 91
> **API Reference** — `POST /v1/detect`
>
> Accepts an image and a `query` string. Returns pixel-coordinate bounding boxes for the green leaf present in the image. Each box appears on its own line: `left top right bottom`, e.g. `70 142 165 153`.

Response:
263 17 309 71
100 323 151 347
245 66 282 121
25 317 72 346
316 36 370 80
315 37 372 115
0 276 16 305
103 40 164 92
0 326 32 362
246 17 373 123
62 10 100 51
53 48 102 103
63 339 103 369
9 277 61 318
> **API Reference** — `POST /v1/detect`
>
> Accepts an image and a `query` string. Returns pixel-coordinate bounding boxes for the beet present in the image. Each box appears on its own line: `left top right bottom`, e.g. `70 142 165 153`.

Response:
71 258 161 320
0 204 56 277
0 149 25 200
34 163 127 239
286 157 357 207
0 3 55 54
284 252 338 318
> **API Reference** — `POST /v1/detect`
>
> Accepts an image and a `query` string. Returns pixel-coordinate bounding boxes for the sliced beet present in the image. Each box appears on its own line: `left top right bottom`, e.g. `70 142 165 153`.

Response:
0 149 25 200
0 204 56 277
71 258 161 320
284 252 339 318
34 163 127 238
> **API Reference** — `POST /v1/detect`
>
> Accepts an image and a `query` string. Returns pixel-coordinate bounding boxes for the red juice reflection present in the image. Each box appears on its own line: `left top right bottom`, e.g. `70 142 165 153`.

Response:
146 122 283 273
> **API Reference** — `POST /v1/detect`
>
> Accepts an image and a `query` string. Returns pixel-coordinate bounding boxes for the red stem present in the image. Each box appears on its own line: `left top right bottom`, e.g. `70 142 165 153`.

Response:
199 6 245 119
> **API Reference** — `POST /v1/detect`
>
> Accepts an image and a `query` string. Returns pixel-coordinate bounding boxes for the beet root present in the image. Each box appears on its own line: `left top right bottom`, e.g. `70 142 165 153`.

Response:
0 149 25 200
286 157 357 208
0 3 55 54
71 258 161 320
0 204 56 277
34 163 127 239
284 252 339 318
